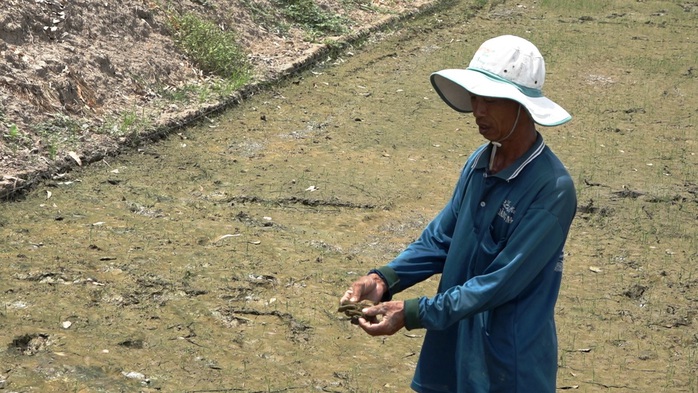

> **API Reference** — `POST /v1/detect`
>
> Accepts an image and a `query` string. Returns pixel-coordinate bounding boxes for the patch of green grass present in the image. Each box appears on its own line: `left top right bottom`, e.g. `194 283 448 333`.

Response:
208 78 242 101
239 0 361 43
272 0 351 38
31 114 86 159
119 111 143 132
339 0 395 15
153 78 248 106
156 83 202 103
33 113 83 137
241 0 291 37
99 109 152 145
169 12 251 83
2 123 30 153
536 0 612 13
2 109 30 151
4 123 20 140
463 0 487 10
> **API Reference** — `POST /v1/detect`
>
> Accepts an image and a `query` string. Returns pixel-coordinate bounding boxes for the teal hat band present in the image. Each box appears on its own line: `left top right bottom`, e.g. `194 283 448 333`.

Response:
466 67 544 98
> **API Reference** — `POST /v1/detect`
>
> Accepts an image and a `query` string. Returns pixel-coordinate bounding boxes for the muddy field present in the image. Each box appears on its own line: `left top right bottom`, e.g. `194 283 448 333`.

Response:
1 0 697 392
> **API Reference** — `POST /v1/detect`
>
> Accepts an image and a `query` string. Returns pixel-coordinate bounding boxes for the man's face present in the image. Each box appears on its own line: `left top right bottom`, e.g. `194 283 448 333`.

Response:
469 94 521 142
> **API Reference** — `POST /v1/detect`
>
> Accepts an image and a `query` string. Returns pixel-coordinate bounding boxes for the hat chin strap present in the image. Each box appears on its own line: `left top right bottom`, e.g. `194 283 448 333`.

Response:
489 104 521 172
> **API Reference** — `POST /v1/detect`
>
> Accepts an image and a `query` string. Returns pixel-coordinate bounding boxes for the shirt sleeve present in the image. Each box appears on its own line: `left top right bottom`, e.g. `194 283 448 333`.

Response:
377 156 478 296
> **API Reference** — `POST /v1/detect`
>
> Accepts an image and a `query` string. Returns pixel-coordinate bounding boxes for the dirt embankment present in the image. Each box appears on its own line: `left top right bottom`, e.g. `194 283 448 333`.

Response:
0 0 437 198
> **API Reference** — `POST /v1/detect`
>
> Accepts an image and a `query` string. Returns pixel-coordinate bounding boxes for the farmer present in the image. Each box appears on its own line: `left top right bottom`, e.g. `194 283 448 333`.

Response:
339 35 577 392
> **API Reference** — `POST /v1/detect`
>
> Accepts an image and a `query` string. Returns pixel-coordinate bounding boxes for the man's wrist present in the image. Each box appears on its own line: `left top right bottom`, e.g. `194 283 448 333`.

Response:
403 298 423 330
368 272 388 295
368 267 399 301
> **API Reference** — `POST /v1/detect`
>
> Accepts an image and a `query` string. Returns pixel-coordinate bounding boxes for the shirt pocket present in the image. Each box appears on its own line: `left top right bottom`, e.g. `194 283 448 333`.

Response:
472 226 507 275
480 310 492 336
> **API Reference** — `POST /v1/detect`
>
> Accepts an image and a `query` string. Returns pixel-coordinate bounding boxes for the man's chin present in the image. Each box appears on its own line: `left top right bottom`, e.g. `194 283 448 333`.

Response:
479 128 494 140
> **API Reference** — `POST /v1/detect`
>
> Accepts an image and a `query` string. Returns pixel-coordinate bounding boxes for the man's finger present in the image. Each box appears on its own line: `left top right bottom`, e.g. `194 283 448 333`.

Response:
340 289 354 304
358 317 389 336
349 281 370 302
361 305 380 317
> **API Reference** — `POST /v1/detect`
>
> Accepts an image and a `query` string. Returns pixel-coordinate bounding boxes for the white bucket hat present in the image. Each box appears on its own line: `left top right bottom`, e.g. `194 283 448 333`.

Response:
430 35 571 127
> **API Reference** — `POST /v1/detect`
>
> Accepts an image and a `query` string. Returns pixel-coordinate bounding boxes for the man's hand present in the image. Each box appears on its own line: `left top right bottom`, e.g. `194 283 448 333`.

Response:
357 300 405 336
339 273 404 335
340 273 387 305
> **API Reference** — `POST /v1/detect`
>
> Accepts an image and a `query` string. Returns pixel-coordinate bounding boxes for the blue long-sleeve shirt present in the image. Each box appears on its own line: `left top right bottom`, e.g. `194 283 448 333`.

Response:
373 133 576 393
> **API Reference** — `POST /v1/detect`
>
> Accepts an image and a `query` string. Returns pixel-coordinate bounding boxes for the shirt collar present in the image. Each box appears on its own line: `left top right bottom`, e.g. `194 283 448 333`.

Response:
472 132 546 181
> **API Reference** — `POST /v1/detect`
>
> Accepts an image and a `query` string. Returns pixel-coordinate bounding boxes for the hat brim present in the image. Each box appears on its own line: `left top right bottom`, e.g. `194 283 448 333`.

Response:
431 69 571 127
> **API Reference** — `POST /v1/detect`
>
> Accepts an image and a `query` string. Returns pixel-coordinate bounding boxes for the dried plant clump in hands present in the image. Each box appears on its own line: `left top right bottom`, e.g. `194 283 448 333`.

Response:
337 300 375 323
